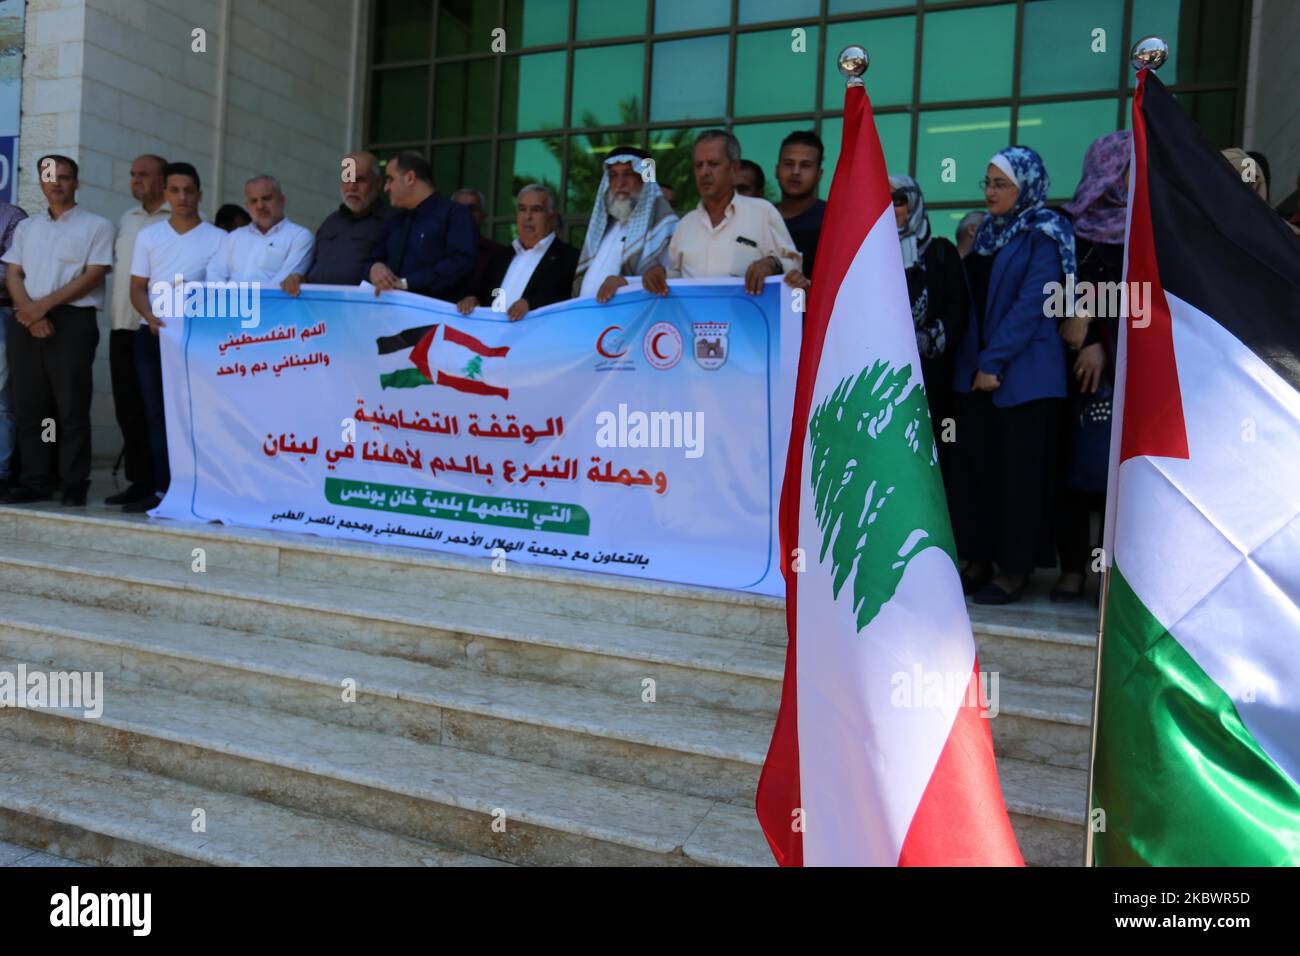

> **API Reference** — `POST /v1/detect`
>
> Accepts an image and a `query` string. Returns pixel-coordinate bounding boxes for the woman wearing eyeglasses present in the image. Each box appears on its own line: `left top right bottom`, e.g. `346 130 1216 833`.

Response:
888 174 969 498
950 146 1076 605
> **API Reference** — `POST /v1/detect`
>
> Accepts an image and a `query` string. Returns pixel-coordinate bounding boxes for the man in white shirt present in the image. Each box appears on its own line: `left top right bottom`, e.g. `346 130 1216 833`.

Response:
107 154 170 505
126 161 225 513
456 185 577 320
205 174 313 286
2 154 114 506
643 130 802 296
572 146 678 303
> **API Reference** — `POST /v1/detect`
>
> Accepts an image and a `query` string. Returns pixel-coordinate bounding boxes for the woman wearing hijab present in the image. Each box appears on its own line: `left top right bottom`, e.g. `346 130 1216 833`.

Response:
950 146 1075 605
889 174 968 493
1053 130 1130 602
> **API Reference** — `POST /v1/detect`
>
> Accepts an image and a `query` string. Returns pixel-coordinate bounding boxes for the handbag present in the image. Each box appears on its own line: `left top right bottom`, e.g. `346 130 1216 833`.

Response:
1066 381 1112 493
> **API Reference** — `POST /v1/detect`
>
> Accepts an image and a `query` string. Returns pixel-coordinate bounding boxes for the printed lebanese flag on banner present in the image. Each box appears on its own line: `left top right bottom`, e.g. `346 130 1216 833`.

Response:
1091 69 1300 865
376 323 511 398
755 78 1023 866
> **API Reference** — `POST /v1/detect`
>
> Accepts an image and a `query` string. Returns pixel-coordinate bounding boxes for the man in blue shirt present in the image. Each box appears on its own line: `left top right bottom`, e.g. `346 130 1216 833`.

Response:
367 152 476 302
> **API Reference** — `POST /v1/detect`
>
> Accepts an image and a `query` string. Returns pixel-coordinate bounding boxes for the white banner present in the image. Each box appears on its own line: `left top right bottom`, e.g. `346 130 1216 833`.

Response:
156 279 800 594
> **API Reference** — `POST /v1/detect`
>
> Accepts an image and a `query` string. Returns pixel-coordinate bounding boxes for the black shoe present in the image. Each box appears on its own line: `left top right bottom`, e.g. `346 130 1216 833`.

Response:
105 482 156 505
1 485 54 504
961 563 993 596
60 483 89 506
973 578 1028 605
1050 579 1087 603
121 493 162 514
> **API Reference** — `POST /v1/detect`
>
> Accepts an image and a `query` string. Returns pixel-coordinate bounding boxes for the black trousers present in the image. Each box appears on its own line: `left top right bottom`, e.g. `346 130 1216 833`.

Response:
6 305 99 492
950 392 1061 576
134 327 169 494
109 327 153 486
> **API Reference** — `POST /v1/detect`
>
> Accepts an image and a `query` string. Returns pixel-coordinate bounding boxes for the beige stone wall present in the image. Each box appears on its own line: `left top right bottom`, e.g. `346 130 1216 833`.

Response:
16 0 367 466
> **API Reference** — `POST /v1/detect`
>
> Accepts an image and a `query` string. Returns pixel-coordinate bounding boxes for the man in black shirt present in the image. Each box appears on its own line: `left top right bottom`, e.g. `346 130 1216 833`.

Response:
282 151 388 294
775 130 826 288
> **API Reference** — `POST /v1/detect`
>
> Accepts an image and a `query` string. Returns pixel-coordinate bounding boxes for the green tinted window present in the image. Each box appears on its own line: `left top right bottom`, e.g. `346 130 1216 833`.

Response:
504 0 570 47
652 36 729 122
576 0 645 39
733 121 794 202
370 68 428 143
499 51 567 133
434 59 495 138
920 5 1015 102
823 112 911 195
1021 0 1124 95
432 140 492 198
496 137 562 216
739 0 819 24
735 27 820 118
654 0 730 33
572 44 645 127
372 0 431 63
824 17 915 109
1130 0 1244 86
650 127 703 211
828 0 911 13
916 106 1012 203
1016 99 1119 199
437 0 498 57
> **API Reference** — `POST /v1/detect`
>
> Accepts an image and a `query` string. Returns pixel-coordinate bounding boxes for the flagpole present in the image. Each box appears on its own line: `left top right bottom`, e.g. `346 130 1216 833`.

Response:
1081 34 1170 870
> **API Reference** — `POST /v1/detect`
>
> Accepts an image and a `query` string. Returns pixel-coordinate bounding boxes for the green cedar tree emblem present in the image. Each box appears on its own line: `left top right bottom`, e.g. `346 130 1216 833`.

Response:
807 359 956 632
462 354 484 380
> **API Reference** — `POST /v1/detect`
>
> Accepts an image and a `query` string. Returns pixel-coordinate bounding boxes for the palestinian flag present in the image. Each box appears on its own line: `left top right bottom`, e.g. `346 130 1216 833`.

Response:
755 80 1022 866
376 323 511 399
1091 70 1300 865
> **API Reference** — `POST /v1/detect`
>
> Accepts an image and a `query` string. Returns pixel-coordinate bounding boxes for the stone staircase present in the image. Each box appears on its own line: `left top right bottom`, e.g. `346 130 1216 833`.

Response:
0 498 1097 866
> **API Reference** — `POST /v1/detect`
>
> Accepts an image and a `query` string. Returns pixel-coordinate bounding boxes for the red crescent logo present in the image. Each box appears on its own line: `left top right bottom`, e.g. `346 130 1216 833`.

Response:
596 325 627 358
651 331 670 360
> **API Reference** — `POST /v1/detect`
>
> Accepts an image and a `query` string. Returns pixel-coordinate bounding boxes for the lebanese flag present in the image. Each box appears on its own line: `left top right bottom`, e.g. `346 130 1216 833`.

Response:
755 81 1022 866
1091 70 1300 865
376 323 511 398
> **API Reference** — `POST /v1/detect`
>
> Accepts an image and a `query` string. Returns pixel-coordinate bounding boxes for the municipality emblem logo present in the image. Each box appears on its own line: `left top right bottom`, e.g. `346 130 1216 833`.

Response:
692 322 729 370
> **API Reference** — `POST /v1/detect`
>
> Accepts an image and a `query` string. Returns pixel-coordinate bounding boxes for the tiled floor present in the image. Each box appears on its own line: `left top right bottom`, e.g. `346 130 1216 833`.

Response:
0 840 89 867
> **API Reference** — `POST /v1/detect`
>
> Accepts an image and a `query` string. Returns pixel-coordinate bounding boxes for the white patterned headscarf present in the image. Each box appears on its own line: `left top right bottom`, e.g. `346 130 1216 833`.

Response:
574 151 678 287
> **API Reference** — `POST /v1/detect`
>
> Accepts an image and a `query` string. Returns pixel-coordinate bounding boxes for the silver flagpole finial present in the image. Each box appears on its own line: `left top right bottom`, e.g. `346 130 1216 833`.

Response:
1130 35 1169 72
837 45 869 87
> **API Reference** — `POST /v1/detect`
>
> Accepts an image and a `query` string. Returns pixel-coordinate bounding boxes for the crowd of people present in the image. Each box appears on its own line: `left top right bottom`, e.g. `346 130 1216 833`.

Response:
0 127 1295 603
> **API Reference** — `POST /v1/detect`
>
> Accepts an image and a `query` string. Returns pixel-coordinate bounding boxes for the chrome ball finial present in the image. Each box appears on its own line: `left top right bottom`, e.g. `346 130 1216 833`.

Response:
1131 36 1169 72
837 45 869 87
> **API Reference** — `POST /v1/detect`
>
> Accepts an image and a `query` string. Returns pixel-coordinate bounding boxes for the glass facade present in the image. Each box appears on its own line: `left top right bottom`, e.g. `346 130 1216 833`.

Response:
367 0 1250 242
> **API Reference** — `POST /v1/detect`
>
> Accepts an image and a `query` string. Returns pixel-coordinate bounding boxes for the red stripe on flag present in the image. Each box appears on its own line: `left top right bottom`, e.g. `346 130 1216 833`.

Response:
755 83 890 867
435 368 509 399
443 323 511 357
1121 71 1189 464
410 325 438 383
898 658 1024 866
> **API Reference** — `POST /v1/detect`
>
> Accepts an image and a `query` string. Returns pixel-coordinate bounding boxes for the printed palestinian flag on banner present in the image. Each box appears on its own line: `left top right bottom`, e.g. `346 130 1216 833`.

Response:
376 323 511 398
1091 69 1300 865
755 77 1023 866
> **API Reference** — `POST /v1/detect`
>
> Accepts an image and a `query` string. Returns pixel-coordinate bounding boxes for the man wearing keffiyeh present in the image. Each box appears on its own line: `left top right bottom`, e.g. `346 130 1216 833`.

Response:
573 145 679 303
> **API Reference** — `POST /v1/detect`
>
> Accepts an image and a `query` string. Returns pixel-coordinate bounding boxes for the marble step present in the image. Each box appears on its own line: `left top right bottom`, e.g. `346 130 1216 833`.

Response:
0 583 1094 776
0 537 784 715
0 678 771 867
0 592 767 803
0 671 1076 868
0 506 1101 682
0 505 785 645
0 737 506 867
